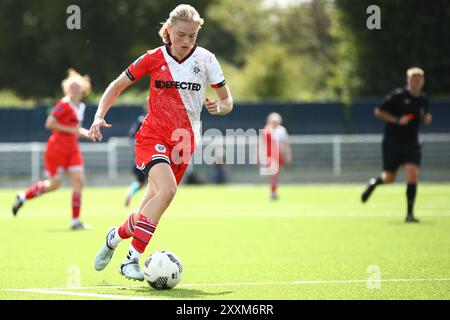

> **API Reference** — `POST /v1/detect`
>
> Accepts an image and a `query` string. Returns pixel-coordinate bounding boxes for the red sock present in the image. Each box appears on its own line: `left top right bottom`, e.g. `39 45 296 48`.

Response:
72 192 81 220
131 214 158 253
24 181 47 200
118 213 136 239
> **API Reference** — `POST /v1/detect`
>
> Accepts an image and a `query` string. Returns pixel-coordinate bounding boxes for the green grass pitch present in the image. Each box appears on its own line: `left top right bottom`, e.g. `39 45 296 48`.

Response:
0 184 449 300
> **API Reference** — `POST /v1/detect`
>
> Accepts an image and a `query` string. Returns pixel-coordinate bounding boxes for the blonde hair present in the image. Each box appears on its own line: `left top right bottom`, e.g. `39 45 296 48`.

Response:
267 112 283 125
158 4 204 44
61 68 92 96
406 67 424 78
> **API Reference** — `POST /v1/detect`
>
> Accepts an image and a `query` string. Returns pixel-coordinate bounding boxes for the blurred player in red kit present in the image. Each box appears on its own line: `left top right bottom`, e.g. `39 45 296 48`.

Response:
89 4 233 280
260 112 292 200
12 69 93 230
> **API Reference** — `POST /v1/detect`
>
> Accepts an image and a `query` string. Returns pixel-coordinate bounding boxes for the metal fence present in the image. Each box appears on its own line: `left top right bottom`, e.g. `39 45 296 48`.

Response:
1 133 449 187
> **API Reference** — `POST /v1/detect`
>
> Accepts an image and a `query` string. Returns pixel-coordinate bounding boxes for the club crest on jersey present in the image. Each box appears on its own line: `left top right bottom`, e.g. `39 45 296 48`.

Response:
193 66 200 74
155 144 167 153
161 65 167 71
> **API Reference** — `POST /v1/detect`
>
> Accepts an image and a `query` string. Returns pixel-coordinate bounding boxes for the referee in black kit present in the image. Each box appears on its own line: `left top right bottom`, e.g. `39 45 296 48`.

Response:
361 67 432 222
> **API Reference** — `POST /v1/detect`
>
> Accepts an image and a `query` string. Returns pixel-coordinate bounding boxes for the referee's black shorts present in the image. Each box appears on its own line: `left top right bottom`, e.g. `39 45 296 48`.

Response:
382 139 422 172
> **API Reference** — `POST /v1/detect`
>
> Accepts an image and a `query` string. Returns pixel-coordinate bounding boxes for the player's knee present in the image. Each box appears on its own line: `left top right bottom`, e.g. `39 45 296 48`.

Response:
406 172 418 184
71 175 85 190
405 165 419 179
158 184 177 204
72 181 84 192
48 179 60 191
383 174 396 183
164 184 177 199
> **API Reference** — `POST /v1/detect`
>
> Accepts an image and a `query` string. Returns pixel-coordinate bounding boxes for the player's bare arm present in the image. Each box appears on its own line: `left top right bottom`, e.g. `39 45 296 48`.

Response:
374 107 410 126
45 114 78 134
45 115 92 140
89 72 133 141
205 84 233 116
77 127 92 140
283 140 293 165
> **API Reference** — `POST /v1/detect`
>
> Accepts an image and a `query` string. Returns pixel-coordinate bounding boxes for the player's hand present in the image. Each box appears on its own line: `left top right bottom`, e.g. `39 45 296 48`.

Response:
397 115 411 126
88 116 112 142
424 113 432 125
205 97 221 115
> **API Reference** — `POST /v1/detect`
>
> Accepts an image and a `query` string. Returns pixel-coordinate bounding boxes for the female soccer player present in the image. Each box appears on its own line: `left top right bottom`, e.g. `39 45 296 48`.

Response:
260 112 292 200
90 4 233 281
12 69 93 230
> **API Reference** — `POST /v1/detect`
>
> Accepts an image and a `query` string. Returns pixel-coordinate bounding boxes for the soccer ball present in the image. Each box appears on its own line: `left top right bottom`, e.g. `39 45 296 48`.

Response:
143 250 183 290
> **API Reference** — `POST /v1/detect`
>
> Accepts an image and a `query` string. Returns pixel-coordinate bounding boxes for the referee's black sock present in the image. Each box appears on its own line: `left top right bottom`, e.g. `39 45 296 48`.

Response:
373 177 383 186
368 176 383 189
361 177 383 203
406 183 417 216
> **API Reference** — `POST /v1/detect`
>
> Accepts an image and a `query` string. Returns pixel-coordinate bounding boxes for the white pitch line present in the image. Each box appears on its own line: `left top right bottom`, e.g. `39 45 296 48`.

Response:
4 288 162 300
181 278 450 287
6 277 450 293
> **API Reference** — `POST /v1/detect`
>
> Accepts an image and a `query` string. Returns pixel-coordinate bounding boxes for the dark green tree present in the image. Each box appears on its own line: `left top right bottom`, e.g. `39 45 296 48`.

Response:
335 0 450 97
0 0 213 98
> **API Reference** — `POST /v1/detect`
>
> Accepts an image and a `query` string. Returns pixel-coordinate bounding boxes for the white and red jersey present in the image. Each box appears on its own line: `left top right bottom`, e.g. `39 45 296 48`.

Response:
262 125 289 164
125 45 226 148
271 125 289 146
47 96 85 150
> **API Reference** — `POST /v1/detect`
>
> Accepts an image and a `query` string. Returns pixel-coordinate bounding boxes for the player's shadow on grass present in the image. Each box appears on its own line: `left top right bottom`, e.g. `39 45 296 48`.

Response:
129 287 233 299
386 219 435 226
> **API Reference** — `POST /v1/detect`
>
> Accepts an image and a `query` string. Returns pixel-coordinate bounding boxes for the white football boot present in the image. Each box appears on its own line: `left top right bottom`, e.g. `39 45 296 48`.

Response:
94 227 116 271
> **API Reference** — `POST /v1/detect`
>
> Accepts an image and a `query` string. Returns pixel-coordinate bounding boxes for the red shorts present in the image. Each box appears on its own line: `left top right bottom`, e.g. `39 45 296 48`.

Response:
135 136 195 185
44 144 84 178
